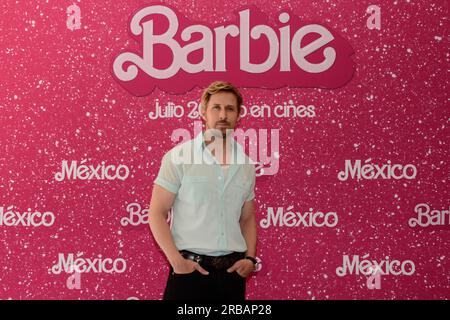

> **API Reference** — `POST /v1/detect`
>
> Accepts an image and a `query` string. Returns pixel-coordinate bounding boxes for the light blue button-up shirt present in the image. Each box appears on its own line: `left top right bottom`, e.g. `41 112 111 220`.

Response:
154 131 256 256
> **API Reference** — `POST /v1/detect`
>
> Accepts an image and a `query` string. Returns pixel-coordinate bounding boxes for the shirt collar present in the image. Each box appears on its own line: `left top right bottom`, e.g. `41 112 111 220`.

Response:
193 130 246 164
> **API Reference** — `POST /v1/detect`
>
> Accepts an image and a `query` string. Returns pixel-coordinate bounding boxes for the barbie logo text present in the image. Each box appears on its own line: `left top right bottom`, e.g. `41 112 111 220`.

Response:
112 4 354 95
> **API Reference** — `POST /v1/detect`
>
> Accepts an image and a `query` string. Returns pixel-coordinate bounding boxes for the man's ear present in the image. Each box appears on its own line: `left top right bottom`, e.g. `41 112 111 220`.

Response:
236 107 242 122
200 104 207 121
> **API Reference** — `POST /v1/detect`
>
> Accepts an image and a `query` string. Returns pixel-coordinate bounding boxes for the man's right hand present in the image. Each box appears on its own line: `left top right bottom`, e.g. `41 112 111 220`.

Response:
172 257 209 275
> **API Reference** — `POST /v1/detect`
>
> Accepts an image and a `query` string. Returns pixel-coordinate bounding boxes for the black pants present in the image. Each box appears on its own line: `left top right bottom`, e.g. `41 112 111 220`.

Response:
163 257 246 301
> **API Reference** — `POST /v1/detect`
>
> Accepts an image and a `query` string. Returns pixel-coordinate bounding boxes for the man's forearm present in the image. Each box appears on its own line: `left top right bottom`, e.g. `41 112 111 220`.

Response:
149 212 183 266
240 214 257 258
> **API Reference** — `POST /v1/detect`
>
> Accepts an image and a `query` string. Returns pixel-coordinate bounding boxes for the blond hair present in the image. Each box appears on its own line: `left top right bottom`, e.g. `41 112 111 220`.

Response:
201 81 243 113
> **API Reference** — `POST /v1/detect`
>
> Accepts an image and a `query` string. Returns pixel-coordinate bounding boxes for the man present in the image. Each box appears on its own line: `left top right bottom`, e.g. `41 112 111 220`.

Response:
148 81 258 300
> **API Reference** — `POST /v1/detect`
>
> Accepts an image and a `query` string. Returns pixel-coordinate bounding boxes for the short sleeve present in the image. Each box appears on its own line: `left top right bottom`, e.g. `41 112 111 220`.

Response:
245 166 256 202
154 151 182 194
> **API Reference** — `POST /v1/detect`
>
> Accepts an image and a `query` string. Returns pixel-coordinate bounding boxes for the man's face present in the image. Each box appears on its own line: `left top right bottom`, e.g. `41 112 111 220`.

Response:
200 91 241 138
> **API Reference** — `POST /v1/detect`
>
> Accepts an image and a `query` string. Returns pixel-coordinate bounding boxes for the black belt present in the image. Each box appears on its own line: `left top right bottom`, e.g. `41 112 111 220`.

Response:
179 250 246 270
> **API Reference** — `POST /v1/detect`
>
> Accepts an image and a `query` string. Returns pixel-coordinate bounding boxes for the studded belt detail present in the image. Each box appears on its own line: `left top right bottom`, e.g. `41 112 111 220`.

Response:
180 250 246 270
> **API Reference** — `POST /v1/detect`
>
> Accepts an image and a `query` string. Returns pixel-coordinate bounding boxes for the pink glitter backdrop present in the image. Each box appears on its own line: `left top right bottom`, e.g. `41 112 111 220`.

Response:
0 0 448 300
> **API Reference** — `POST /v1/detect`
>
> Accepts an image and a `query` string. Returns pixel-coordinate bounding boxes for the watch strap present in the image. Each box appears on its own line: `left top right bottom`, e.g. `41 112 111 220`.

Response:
245 256 258 265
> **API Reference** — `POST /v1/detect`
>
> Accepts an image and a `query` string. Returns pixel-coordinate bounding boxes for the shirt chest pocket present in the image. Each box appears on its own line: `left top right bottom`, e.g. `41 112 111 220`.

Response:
178 176 212 204
227 180 251 204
